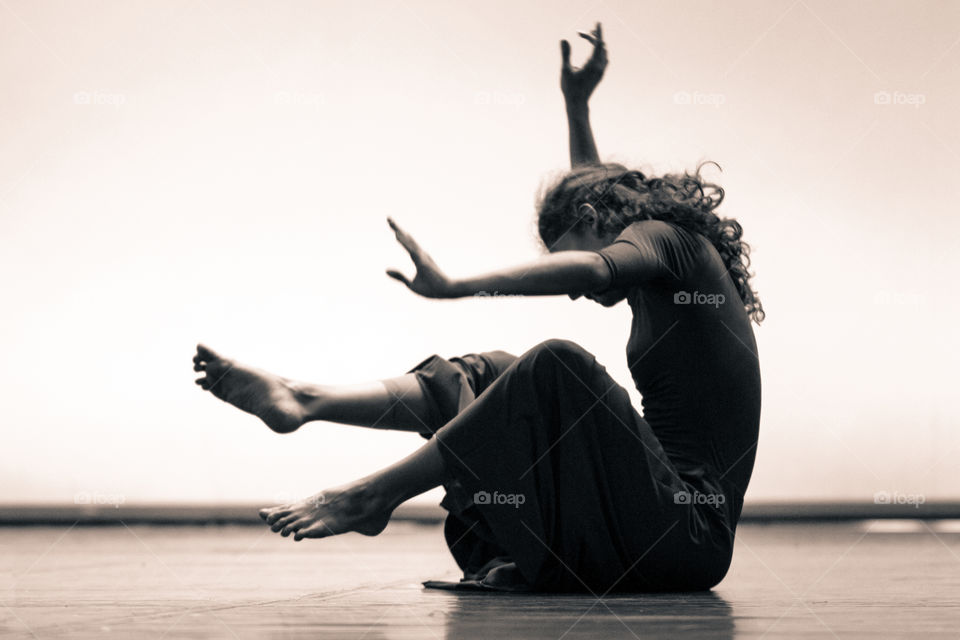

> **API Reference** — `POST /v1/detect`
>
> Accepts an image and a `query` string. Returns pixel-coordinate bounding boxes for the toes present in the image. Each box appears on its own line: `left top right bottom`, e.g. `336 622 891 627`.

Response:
265 506 293 525
257 505 279 522
271 513 298 532
294 521 329 541
259 506 282 521
192 350 207 374
281 517 310 537
204 362 233 390
196 343 219 362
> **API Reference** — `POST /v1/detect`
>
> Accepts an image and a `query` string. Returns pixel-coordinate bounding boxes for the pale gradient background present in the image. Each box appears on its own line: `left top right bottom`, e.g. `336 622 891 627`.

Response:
1 0 957 507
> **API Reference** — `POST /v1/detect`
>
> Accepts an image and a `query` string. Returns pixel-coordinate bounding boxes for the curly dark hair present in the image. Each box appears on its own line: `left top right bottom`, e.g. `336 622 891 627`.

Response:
536 161 764 324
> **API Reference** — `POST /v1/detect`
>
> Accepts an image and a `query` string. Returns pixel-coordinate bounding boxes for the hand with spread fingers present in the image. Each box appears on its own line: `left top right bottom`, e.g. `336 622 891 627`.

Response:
386 217 457 299
560 22 607 106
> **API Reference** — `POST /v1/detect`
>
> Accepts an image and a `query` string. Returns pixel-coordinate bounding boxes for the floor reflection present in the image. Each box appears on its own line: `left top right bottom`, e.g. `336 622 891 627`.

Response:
434 589 734 639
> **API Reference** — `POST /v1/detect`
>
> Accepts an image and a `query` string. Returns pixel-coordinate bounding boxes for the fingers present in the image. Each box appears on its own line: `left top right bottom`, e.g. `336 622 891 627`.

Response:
387 217 423 262
585 30 607 69
387 216 406 247
387 216 412 245
578 23 602 44
575 22 606 70
385 219 417 291
560 39 571 70
386 269 412 289
591 46 607 68
386 218 447 297
387 217 439 277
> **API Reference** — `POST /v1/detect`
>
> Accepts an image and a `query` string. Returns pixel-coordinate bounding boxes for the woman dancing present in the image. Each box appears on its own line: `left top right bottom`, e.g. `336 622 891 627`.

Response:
192 24 763 593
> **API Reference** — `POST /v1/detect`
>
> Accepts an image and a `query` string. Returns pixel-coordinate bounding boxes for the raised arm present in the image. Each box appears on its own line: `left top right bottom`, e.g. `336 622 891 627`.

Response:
385 218 610 299
560 23 607 168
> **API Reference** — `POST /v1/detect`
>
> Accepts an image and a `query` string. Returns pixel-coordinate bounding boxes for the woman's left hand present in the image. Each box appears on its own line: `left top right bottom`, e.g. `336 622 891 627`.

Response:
561 22 607 105
386 218 457 298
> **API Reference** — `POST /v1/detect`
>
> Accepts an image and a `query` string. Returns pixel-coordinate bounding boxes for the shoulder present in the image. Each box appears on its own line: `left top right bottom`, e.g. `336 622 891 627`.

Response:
613 219 694 248
606 219 710 282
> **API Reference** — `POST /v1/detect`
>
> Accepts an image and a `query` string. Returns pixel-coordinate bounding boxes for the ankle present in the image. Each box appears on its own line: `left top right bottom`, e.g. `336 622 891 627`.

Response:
352 478 401 516
288 381 330 422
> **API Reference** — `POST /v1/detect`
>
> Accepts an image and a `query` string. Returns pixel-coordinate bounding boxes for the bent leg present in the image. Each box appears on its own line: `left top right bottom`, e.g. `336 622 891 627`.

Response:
259 435 446 540
431 339 697 592
252 349 516 540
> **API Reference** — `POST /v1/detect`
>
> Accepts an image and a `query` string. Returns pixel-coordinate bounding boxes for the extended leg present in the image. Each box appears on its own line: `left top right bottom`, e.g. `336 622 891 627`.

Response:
192 344 431 433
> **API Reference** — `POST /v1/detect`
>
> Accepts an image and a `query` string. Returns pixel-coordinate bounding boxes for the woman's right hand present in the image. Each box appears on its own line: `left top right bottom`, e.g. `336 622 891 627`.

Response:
386 217 457 299
560 22 607 106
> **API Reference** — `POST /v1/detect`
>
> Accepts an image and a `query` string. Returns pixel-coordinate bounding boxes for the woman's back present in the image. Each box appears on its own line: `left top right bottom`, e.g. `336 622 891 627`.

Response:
597 219 761 523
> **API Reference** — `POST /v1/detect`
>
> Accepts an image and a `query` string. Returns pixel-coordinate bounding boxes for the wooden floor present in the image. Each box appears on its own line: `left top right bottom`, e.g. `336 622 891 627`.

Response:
1 520 958 638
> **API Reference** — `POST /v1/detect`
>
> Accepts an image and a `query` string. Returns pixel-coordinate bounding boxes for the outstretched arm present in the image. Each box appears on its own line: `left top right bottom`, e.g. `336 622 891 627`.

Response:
448 251 609 298
386 218 610 299
561 23 607 168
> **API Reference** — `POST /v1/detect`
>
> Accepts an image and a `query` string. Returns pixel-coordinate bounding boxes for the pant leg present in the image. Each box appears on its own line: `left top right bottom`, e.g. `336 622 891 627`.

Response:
385 349 520 578
432 339 732 592
384 350 517 439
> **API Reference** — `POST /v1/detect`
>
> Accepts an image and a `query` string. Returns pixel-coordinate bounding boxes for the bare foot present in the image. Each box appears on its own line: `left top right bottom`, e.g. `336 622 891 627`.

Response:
258 483 394 541
193 344 305 434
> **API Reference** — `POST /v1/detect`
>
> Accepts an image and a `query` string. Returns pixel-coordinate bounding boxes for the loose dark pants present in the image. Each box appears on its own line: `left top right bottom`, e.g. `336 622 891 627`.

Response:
395 339 733 593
